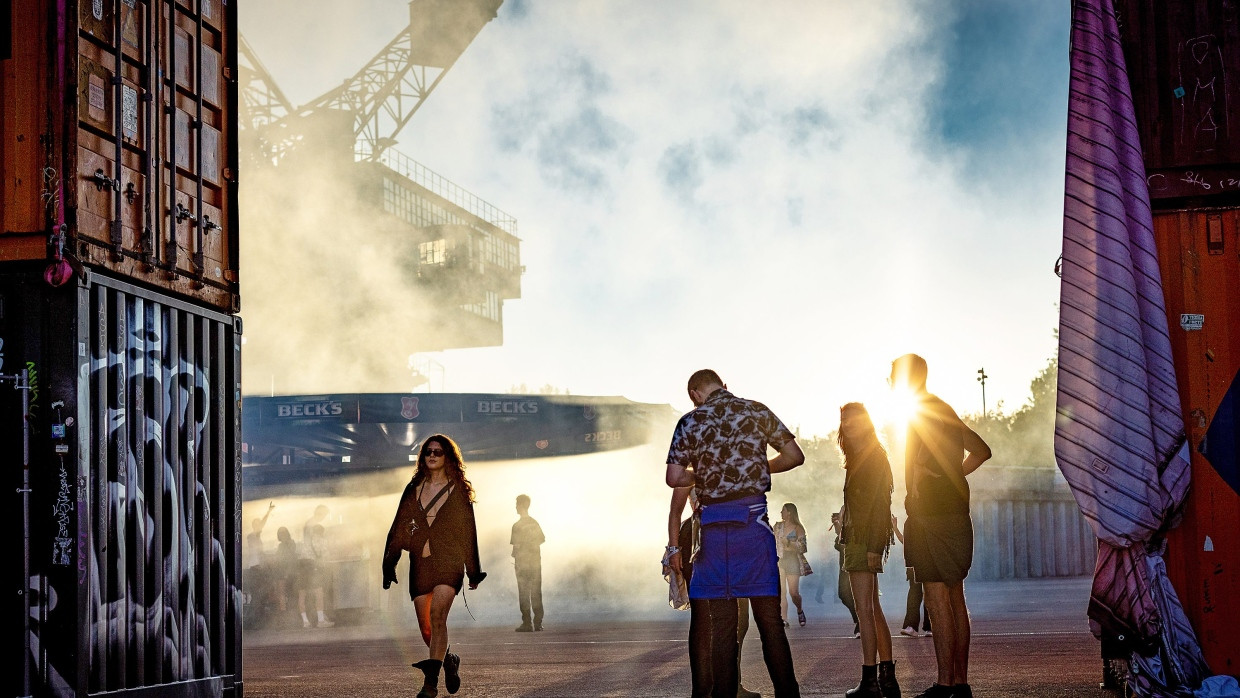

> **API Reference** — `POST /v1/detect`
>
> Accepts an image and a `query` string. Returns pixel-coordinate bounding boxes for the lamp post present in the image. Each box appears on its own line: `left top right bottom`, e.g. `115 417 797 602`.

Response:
977 367 988 418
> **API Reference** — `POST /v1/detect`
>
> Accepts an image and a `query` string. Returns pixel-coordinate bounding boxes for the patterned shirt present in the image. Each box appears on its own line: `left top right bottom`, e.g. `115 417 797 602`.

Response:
666 389 796 505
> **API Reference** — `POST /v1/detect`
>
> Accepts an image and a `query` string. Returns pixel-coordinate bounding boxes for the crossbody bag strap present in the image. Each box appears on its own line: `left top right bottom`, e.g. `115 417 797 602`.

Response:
418 482 454 517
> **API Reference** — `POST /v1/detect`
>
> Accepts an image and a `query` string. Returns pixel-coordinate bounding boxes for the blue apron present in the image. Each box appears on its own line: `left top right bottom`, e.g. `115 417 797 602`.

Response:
689 494 779 599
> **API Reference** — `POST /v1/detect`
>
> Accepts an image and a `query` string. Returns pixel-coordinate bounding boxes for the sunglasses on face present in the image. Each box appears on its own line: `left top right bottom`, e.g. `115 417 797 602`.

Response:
424 448 445 457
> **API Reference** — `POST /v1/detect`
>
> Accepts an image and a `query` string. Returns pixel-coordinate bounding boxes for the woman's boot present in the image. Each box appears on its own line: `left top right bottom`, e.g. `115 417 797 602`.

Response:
845 664 882 698
412 658 442 698
878 660 902 698
443 647 461 694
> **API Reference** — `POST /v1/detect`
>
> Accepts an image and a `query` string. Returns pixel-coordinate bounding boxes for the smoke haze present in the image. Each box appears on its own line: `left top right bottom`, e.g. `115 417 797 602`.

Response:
238 0 1072 438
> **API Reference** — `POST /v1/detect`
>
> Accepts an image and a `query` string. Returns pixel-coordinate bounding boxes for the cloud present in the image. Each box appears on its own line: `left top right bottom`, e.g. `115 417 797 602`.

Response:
491 53 632 195
240 0 1070 437
922 0 1070 188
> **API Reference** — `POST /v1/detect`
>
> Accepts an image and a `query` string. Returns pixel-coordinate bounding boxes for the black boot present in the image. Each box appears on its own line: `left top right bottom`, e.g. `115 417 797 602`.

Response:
412 658 442 698
878 660 901 698
443 647 461 695
845 665 881 698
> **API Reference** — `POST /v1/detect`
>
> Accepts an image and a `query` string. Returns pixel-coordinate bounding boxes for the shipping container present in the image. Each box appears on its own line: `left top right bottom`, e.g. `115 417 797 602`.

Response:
1 0 240 312
1152 209 1240 677
1115 0 1240 677
1 264 244 697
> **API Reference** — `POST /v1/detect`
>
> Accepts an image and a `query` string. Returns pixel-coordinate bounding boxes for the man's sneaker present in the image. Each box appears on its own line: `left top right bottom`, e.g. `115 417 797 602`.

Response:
923 629 933 636
534 624 543 631
900 626 919 638
737 685 761 698
951 684 972 698
443 650 461 694
515 623 534 632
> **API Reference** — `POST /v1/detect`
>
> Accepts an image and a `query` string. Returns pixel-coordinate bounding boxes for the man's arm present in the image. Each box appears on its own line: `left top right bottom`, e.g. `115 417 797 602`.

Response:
768 438 805 474
961 426 992 476
666 461 695 487
666 486 691 575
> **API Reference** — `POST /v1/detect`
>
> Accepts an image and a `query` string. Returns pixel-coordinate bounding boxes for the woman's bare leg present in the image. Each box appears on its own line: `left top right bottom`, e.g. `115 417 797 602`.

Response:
870 580 893 661
778 569 789 623
413 592 434 646
426 585 457 660
849 571 878 665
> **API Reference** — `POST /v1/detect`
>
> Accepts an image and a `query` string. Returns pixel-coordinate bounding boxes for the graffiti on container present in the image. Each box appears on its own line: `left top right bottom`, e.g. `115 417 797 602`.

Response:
1177 34 1226 154
30 294 242 695
77 474 88 585
40 167 60 217
81 299 240 686
51 461 73 566
1169 171 1240 193
26 361 39 423
27 573 73 694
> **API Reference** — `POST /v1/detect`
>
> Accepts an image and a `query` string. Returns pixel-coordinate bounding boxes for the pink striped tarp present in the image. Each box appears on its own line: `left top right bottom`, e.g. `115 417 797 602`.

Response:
1054 1 1211 694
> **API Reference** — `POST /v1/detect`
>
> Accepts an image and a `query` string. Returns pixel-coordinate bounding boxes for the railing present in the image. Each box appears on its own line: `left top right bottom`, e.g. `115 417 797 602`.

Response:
367 148 519 237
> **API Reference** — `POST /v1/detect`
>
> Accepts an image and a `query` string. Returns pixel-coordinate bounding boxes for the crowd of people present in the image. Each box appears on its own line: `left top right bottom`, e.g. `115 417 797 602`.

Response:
664 356 991 698
243 352 990 698
243 502 338 629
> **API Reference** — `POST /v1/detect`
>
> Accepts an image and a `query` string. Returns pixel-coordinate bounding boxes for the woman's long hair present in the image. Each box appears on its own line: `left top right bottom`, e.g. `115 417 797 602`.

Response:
837 403 893 491
837 403 887 466
781 502 803 529
837 403 895 556
410 434 476 503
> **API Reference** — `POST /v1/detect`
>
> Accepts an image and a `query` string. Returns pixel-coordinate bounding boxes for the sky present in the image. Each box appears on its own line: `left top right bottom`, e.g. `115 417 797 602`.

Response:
239 0 1070 440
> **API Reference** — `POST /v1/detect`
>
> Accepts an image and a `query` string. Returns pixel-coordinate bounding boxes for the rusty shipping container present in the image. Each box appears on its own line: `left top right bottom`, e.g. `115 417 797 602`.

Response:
1 264 244 697
1 0 239 312
1117 0 1240 677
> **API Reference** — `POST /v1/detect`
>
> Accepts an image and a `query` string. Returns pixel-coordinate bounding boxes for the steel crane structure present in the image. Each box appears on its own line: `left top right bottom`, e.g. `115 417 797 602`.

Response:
240 0 502 163
238 0 521 353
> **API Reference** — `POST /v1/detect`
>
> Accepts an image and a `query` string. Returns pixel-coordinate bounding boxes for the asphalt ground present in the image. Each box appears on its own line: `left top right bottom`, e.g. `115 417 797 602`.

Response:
240 577 1107 697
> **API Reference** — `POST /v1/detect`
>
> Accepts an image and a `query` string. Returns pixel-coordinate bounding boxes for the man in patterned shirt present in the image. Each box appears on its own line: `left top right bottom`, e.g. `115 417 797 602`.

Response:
665 369 806 698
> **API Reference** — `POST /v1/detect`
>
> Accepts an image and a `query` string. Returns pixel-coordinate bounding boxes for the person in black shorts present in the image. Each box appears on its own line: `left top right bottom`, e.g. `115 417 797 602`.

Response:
383 434 487 698
838 402 899 697
890 355 991 698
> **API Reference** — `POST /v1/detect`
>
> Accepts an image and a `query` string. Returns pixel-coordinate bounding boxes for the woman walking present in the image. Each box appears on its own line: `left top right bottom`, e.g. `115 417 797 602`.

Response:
838 403 900 697
773 502 810 627
382 434 487 698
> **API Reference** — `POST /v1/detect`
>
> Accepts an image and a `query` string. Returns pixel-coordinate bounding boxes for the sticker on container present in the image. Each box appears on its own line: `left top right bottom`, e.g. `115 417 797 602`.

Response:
52 424 65 438
93 0 103 20
122 0 139 47
55 444 69 454
122 85 138 138
1204 535 1214 552
1180 313 1205 331
88 76 106 113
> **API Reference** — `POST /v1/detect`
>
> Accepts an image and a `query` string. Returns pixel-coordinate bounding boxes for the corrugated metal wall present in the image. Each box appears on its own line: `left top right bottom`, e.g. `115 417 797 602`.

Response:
2 268 242 697
969 494 1098 580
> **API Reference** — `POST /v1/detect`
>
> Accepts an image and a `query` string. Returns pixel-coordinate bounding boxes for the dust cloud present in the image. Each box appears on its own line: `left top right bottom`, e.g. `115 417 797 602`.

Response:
238 143 468 396
241 442 691 630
